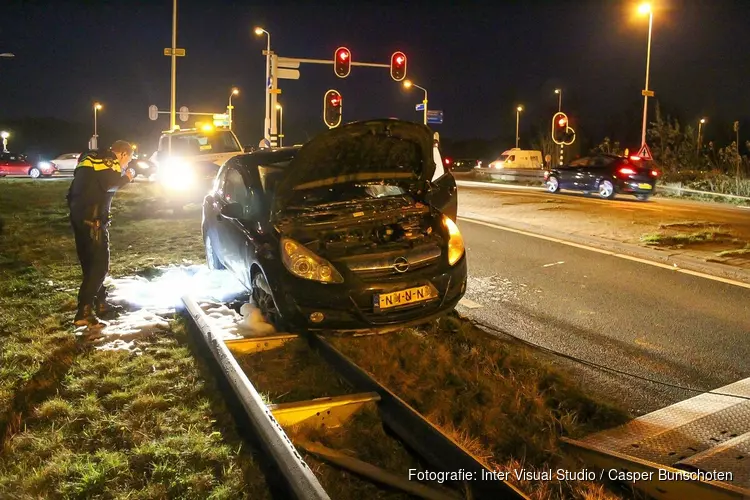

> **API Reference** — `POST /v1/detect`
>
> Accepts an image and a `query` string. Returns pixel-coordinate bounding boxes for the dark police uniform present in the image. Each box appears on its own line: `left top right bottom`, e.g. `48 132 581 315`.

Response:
67 149 132 317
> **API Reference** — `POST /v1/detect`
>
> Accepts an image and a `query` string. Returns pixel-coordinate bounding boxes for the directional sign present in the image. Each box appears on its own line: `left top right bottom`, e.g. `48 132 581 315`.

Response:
164 48 186 57
641 89 654 97
426 110 444 124
277 58 301 69
179 106 189 122
148 105 158 121
277 68 300 80
269 89 282 94
415 103 425 111
637 143 653 161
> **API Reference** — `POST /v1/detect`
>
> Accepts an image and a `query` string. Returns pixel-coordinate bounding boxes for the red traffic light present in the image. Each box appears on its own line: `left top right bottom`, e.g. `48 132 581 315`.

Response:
390 51 407 81
334 47 351 78
557 117 567 127
323 89 343 128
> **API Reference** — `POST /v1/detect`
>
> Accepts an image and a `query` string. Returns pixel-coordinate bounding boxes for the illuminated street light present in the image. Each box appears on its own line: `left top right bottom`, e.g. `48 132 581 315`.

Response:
0 53 15 58
554 88 562 112
698 117 707 153
516 106 524 149
637 2 654 148
275 103 283 147
1 131 9 153
403 79 428 125
92 103 103 150
254 27 271 144
228 87 239 131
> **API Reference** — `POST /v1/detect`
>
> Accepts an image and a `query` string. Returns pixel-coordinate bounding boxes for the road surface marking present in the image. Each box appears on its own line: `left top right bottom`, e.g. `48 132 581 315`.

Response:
543 261 565 268
459 216 750 290
458 298 483 309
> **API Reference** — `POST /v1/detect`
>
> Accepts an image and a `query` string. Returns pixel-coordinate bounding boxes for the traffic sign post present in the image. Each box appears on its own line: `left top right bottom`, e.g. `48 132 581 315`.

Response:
415 103 425 111
164 48 186 57
426 110 443 125
179 106 189 122
637 143 653 160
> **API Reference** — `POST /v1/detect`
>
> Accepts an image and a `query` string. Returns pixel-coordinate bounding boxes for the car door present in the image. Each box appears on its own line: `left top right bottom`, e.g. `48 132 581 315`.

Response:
217 165 255 278
203 162 230 262
7 154 28 176
566 157 591 190
585 156 615 191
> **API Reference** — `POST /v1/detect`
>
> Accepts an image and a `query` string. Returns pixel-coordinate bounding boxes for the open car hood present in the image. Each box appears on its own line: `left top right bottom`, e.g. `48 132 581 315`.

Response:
272 120 436 215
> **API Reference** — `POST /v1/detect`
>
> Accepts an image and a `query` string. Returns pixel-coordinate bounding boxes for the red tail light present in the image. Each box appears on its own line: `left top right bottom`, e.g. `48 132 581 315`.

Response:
651 169 659 177
444 158 452 165
618 167 636 176
629 156 641 161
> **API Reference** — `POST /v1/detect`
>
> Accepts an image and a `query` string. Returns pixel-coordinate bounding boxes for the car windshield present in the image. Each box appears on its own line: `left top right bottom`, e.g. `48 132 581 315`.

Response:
497 154 510 162
286 183 408 209
161 130 241 156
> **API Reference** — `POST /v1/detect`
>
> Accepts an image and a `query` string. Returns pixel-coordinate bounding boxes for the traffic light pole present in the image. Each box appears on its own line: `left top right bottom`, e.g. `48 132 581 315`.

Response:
270 54 279 147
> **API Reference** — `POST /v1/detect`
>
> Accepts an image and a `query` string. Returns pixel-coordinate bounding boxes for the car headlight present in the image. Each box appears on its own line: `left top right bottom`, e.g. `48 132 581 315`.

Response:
39 161 51 169
159 159 194 190
281 237 344 284
443 216 465 266
137 161 150 170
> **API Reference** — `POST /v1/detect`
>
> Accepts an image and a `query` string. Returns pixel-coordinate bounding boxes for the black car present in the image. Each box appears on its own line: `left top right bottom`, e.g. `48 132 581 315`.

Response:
201 119 467 333
544 154 658 200
445 158 481 173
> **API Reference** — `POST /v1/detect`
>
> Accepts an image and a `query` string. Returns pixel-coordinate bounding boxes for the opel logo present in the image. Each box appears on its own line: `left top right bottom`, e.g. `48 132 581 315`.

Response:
393 256 410 273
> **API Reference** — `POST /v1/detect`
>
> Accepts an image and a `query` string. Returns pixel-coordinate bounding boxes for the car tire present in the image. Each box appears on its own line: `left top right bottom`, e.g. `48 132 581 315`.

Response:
546 175 560 193
598 179 616 200
204 233 225 270
28 167 41 179
635 194 651 201
252 272 285 330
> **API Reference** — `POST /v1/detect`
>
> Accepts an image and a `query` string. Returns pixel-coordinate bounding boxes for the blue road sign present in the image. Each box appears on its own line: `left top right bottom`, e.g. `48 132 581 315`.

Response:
415 103 425 111
426 110 443 124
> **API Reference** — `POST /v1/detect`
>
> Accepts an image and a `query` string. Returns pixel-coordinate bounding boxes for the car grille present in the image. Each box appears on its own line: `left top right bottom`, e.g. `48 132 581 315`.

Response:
342 244 442 281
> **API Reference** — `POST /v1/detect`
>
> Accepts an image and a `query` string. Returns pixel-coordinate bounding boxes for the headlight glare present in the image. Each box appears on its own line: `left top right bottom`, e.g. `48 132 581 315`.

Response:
160 159 194 191
281 237 344 283
443 216 465 266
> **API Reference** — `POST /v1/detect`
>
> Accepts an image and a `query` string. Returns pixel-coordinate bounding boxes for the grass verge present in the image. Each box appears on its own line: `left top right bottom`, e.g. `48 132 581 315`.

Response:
328 316 631 500
0 179 270 498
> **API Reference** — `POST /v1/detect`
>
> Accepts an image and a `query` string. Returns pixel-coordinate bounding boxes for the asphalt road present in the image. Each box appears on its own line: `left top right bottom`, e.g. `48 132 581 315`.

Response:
457 218 750 415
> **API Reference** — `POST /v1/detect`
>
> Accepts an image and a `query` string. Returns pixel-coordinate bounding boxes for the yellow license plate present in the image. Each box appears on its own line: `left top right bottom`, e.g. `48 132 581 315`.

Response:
638 183 652 189
376 285 434 310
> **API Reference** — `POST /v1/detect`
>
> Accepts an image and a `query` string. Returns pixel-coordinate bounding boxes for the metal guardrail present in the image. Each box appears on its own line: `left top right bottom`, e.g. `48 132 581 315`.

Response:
182 294 529 499
181 295 330 500
657 182 750 202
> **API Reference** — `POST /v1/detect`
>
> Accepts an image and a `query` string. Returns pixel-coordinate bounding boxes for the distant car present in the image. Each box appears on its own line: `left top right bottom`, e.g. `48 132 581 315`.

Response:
544 154 658 201
50 153 81 174
201 119 466 333
448 158 481 173
0 152 56 178
488 149 543 170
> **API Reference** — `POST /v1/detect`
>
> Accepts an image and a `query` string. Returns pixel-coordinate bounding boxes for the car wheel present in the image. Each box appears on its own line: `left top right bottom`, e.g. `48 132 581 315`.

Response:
252 272 285 329
546 175 560 193
204 233 225 270
598 179 616 199
28 167 41 179
635 194 651 201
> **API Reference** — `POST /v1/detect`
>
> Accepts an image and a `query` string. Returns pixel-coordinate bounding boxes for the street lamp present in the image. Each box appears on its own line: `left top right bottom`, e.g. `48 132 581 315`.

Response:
554 89 562 112
637 2 654 147
0 53 15 58
254 27 271 144
697 118 707 153
1 131 9 153
275 103 283 147
228 87 239 130
403 79 428 125
92 103 103 150
516 105 524 149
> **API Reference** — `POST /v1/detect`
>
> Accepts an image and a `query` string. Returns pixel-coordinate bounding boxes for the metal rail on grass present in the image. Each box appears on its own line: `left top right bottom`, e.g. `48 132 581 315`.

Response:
181 295 330 500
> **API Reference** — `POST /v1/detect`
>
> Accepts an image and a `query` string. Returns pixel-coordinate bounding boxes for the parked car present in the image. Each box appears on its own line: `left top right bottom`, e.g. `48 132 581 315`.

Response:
0 152 56 178
544 154 658 200
201 119 467 332
50 153 81 174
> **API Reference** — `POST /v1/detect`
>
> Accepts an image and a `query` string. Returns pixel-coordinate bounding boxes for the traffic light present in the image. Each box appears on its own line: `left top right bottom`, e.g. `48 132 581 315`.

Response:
334 47 351 78
390 51 407 81
323 89 343 128
551 112 575 145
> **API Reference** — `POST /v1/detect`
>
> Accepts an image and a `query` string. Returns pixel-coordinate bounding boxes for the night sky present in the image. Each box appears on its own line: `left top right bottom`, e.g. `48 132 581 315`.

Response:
1 0 749 152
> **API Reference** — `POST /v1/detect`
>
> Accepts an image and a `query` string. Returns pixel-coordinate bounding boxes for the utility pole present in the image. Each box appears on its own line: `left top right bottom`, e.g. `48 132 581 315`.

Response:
170 0 178 131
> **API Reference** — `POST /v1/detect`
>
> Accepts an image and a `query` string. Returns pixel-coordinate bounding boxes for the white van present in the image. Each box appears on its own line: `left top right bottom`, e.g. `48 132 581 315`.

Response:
488 148 543 170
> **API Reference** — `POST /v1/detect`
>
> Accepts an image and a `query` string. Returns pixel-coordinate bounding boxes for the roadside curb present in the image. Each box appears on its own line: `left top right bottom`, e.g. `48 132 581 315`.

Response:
458 211 750 287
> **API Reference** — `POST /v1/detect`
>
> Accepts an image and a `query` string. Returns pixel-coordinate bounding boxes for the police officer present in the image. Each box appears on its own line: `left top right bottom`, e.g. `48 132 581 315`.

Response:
67 140 135 328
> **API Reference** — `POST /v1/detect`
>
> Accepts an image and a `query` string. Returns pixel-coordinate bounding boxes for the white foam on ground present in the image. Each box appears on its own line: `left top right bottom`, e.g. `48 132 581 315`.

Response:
84 265 277 351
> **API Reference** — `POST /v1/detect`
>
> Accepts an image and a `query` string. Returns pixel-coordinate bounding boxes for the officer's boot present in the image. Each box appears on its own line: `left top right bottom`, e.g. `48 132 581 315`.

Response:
73 305 107 329
94 298 124 319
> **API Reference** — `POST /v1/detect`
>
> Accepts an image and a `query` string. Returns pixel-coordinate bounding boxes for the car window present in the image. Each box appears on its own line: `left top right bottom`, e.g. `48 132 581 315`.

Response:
590 156 615 167
507 155 516 162
213 162 230 196
569 157 590 167
223 168 252 217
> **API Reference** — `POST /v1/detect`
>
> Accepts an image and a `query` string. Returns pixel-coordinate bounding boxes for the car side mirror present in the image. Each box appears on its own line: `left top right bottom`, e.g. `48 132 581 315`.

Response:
220 202 244 219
